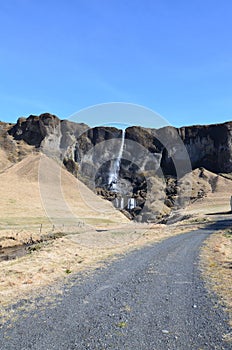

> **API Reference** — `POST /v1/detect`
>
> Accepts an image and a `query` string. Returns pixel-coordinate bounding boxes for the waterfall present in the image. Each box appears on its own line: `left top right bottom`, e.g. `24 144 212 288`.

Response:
108 129 125 186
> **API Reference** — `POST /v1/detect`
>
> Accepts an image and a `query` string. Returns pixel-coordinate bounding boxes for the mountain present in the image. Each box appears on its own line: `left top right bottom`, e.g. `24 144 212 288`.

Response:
4 114 232 174
1 113 231 222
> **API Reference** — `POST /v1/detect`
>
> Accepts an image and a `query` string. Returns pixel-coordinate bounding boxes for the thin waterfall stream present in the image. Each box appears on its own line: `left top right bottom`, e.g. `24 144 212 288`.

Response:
107 129 137 211
108 129 125 186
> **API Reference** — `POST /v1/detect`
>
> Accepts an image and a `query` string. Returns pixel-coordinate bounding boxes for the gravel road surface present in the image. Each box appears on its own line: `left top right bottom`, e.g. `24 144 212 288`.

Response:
1 219 231 349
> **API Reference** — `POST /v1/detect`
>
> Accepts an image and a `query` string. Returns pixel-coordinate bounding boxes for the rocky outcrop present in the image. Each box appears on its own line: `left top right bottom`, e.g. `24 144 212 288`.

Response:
7 115 232 175
0 121 34 164
3 114 232 222
8 113 88 160
125 122 232 175
125 125 191 177
177 122 232 173
8 114 58 147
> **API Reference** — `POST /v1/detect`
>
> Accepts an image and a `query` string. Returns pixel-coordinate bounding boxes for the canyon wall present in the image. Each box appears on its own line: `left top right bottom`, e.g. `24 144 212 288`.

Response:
1 113 231 221
2 113 232 179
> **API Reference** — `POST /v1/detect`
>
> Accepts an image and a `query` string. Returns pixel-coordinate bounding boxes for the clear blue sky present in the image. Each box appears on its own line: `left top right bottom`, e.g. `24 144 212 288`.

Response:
0 0 232 127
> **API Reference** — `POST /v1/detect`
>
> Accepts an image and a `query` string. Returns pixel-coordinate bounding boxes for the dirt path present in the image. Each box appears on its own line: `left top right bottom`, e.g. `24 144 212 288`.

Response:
0 225 231 349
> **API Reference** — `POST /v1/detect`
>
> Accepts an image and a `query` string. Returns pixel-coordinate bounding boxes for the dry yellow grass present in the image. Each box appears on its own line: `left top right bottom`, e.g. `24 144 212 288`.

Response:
1 151 232 328
0 153 128 227
0 152 130 319
0 149 12 172
186 169 232 329
201 228 232 328
0 221 195 321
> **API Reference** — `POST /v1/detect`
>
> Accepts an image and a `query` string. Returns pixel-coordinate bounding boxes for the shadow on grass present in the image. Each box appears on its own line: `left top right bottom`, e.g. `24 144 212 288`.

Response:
202 216 232 232
206 211 232 215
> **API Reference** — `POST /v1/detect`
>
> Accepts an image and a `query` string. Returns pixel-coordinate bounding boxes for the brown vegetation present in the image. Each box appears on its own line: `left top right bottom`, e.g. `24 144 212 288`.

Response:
0 150 232 330
201 228 232 328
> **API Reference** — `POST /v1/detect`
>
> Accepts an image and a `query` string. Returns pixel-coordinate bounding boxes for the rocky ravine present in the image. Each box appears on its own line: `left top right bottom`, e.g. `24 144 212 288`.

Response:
1 113 232 221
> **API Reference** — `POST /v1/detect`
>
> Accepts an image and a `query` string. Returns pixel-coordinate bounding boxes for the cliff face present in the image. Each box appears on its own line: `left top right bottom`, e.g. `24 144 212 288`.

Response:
8 114 59 147
177 122 232 173
7 113 88 159
0 121 34 163
126 122 232 174
5 114 232 174
2 114 231 221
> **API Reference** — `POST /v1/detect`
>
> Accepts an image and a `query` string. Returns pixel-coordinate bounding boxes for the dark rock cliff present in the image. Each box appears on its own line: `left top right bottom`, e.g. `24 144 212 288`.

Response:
7 113 88 159
8 114 59 147
177 122 232 173
125 123 232 174
5 114 232 175
2 113 231 221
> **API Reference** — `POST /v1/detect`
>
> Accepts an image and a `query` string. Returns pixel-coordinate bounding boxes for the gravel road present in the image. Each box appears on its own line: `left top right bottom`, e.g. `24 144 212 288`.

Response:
1 219 231 349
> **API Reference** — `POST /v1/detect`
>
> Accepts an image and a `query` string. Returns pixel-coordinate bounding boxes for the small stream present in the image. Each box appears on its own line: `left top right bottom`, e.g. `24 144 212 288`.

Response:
0 244 29 262
0 232 66 262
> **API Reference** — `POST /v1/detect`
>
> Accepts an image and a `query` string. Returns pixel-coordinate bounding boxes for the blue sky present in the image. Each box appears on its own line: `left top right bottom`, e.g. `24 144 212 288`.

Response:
0 0 232 127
